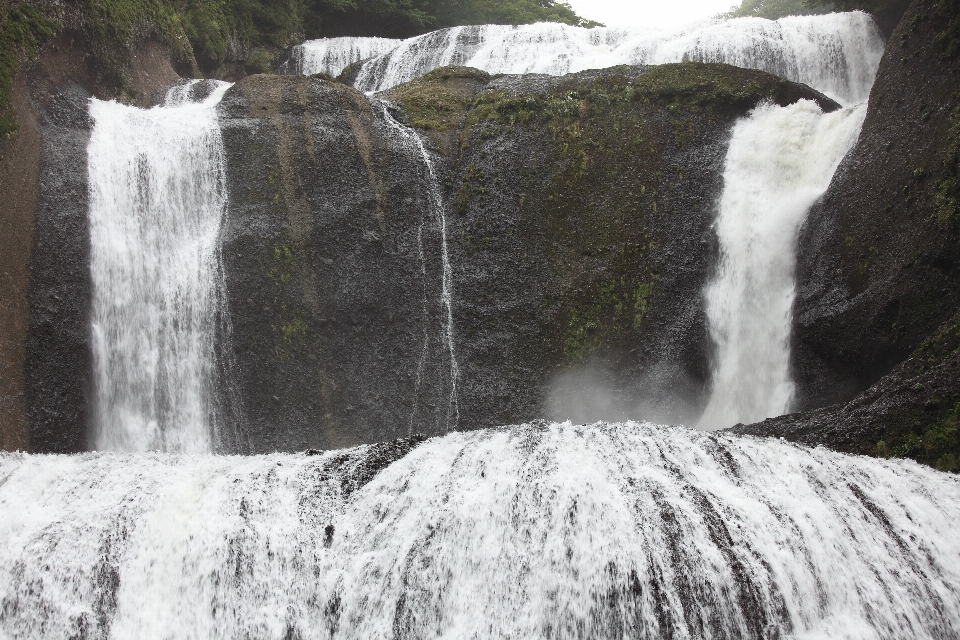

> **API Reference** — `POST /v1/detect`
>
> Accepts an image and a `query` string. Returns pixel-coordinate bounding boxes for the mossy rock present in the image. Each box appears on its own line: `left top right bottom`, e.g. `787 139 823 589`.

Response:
382 65 492 132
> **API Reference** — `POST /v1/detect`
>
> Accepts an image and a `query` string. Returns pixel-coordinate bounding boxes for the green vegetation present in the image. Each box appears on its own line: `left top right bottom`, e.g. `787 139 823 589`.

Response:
720 0 829 19
876 401 960 473
934 100 960 230
0 4 53 135
563 270 658 363
386 66 491 132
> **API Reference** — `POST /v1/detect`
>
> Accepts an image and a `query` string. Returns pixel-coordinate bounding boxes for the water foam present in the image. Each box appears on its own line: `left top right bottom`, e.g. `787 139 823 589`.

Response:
2 423 959 638
295 37 401 76
302 13 884 105
88 80 232 453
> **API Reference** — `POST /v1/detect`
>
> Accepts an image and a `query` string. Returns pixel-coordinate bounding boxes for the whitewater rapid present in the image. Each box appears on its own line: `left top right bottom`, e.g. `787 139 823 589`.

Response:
297 12 884 105
698 100 867 429
87 80 232 453
2 423 958 639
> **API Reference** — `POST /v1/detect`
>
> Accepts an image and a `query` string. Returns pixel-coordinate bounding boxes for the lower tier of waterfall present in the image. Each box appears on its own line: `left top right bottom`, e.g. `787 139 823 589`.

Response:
2 423 959 639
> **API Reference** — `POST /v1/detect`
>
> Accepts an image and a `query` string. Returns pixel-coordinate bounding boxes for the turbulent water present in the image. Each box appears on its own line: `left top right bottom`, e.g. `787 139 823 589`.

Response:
2 423 959 639
698 100 867 429
299 13 884 105
295 36 401 76
87 80 232 454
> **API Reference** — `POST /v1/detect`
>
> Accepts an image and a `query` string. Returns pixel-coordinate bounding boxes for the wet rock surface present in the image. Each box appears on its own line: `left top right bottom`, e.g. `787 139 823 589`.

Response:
218 63 842 450
791 0 960 412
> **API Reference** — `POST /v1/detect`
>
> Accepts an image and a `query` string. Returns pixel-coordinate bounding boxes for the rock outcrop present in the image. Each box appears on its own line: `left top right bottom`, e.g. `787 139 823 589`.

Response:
738 0 960 471
217 63 839 451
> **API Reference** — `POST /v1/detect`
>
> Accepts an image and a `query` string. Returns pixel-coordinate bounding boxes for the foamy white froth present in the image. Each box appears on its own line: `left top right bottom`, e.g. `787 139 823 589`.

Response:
88 80 232 453
296 36 401 76
698 99 866 429
327 12 883 105
1 423 959 638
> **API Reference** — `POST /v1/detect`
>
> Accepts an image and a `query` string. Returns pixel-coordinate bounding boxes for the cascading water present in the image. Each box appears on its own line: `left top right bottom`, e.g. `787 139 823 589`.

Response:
698 100 867 429
305 13 884 104
88 80 232 454
295 37 401 76
379 103 460 430
3 423 960 639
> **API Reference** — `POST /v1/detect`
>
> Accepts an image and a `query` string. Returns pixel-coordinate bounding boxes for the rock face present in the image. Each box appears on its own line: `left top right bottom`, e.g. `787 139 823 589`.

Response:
0 36 181 453
218 63 839 450
738 0 960 471
791 0 960 411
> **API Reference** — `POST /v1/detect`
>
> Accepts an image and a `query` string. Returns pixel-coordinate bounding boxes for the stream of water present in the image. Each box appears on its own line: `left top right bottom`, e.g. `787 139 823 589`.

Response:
87 80 232 453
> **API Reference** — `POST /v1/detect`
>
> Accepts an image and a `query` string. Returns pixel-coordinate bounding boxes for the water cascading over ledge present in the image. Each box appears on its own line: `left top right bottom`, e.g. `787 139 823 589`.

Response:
87 80 232 453
2 423 959 638
296 12 884 105
698 100 868 429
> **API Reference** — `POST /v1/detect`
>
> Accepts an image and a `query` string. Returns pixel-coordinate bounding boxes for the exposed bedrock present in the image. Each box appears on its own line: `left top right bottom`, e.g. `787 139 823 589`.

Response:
0 36 180 453
218 63 839 450
740 0 960 470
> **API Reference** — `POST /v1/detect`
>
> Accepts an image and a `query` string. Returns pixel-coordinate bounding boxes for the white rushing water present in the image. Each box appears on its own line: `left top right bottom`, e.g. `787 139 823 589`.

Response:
698 100 866 430
379 103 460 430
88 80 232 454
296 36 401 76
2 423 959 639
302 12 884 105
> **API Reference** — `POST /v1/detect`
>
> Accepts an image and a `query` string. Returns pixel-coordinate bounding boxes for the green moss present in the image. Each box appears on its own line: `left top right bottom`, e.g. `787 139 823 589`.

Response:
876 401 960 473
0 5 54 135
913 311 960 375
263 243 296 286
388 66 491 132
455 164 488 214
934 99 960 230
563 269 658 364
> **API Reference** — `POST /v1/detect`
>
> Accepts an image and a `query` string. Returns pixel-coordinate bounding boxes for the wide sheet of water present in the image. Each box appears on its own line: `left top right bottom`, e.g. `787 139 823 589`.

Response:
2 423 959 639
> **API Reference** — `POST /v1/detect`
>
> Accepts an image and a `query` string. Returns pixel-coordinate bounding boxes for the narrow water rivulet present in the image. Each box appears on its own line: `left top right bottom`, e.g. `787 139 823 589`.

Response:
379 103 460 431
88 80 232 453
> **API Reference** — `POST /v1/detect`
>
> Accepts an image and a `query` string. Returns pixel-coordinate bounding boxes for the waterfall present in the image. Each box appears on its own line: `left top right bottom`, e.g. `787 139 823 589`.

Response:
698 100 866 429
88 80 232 453
3 423 959 638
379 103 460 430
295 37 401 76
308 13 884 105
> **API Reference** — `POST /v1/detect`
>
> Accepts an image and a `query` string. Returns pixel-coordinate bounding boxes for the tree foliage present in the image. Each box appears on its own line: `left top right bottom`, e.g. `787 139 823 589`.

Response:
183 0 600 65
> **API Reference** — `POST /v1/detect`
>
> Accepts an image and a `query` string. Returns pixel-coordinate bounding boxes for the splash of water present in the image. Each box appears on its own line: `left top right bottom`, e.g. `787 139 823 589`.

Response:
87 80 232 453
698 99 866 429
378 103 460 430
306 13 884 105
2 423 959 638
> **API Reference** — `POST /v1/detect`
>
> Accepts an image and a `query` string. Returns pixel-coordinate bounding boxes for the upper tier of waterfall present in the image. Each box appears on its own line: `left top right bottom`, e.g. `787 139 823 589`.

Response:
295 12 884 105
295 37 401 77
87 80 232 454
2 422 958 639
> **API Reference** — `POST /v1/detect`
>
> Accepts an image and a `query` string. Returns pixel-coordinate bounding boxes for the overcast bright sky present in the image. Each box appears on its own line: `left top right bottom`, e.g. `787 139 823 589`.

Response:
565 0 739 29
